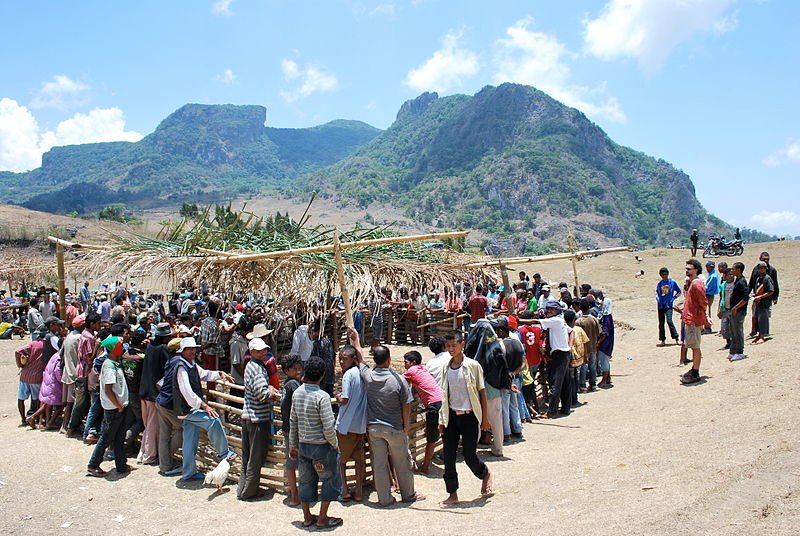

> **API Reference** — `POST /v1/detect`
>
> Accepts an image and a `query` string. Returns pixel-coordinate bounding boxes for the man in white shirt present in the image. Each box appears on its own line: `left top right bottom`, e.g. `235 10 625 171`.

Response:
524 299 573 419
172 337 237 482
424 336 450 385
87 335 131 477
291 324 314 362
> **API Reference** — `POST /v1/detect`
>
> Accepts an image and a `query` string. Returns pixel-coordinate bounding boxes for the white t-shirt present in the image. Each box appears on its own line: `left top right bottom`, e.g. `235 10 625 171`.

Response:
447 365 472 411
99 358 129 410
425 351 451 385
538 316 572 352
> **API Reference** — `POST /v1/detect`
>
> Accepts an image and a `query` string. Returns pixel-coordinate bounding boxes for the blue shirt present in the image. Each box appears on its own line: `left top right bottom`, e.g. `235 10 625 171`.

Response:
655 278 681 309
705 270 720 296
336 365 368 434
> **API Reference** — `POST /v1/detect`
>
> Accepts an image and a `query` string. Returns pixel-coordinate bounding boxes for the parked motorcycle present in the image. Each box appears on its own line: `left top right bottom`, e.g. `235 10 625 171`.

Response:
702 235 744 257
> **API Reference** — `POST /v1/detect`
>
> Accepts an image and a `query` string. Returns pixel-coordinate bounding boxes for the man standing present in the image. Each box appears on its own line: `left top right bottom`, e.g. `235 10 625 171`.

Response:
80 282 92 314
60 314 85 436
526 300 573 417
751 262 775 345
425 336 450 385
335 337 368 502
680 259 709 385
172 337 237 482
467 284 489 325
358 344 424 506
703 261 720 333
748 251 779 336
690 229 699 257
238 337 279 500
656 268 681 346
727 262 749 361
439 330 493 508
309 320 336 397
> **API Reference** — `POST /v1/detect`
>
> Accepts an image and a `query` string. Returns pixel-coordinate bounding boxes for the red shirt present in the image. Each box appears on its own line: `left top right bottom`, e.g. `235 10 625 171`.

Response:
403 364 443 406
682 278 709 327
468 294 489 322
518 325 546 366
17 340 45 384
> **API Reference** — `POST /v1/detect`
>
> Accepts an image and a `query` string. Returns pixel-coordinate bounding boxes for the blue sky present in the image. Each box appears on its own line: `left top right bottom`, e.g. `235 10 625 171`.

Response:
1 0 798 236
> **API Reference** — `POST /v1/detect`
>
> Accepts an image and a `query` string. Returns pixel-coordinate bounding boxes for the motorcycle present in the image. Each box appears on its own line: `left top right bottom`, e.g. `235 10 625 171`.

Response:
702 235 744 257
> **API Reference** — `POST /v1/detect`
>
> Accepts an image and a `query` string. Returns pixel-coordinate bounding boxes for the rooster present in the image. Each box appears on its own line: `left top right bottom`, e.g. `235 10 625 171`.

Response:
634 270 645 278
204 458 230 490
635 255 643 263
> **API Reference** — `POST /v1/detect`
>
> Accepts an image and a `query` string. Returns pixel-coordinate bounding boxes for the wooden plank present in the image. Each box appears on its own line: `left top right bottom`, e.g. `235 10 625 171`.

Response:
465 246 631 268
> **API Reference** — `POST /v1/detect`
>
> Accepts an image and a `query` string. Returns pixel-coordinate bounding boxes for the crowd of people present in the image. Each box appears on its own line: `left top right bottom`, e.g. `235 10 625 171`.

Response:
11 271 620 527
654 251 779 384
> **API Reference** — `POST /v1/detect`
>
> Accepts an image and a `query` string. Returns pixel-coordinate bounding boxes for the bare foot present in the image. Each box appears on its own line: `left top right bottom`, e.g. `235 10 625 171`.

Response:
288 499 301 507
440 493 459 508
481 469 494 495
402 491 426 503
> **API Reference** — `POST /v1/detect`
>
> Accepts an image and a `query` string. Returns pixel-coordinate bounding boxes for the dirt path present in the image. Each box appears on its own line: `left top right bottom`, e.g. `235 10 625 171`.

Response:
0 242 797 535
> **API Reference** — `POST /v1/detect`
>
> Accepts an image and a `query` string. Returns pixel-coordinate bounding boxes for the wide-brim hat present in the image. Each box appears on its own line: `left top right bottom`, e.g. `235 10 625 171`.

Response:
178 337 201 353
246 323 273 340
154 322 173 337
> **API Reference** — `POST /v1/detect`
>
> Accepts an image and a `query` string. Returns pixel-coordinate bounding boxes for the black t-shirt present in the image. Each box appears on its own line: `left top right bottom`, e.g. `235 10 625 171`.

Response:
139 342 170 401
281 378 301 433
502 337 525 374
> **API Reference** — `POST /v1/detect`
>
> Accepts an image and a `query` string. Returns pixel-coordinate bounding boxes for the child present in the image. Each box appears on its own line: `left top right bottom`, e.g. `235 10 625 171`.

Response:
280 353 303 507
402 350 443 474
15 340 45 425
29 348 64 429
288 356 342 528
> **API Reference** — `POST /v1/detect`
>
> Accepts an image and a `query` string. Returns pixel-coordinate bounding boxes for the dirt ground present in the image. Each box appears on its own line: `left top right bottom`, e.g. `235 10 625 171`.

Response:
0 241 797 535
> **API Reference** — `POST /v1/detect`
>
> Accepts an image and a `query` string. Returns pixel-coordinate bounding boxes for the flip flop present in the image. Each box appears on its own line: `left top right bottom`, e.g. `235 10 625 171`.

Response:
316 517 343 528
301 515 319 527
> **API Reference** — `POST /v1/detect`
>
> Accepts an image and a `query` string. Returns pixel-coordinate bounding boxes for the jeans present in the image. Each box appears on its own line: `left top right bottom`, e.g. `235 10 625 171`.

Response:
84 389 103 438
514 375 530 420
658 308 679 341
571 367 581 404
238 420 271 499
157 404 183 472
297 442 341 503
443 410 487 494
500 389 522 435
368 424 415 505
124 392 144 450
180 410 230 480
88 406 129 472
68 378 89 432
586 352 597 388
547 350 572 414
729 309 746 355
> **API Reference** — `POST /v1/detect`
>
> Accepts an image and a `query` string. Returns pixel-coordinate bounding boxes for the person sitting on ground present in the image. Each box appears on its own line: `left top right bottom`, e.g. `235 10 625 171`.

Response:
402 350 443 474
288 356 343 528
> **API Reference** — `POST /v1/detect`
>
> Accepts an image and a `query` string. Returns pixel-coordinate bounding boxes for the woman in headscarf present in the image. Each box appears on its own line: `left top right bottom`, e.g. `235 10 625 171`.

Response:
596 291 614 388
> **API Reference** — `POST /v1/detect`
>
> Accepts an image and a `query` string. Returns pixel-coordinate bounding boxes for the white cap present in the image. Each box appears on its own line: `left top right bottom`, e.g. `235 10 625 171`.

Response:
248 338 269 351
178 337 201 353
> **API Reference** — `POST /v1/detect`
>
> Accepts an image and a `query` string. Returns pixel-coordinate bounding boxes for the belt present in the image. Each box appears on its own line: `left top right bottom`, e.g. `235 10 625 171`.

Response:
453 409 472 415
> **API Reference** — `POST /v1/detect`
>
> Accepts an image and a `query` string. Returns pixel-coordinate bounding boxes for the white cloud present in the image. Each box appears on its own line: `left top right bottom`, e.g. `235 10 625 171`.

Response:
216 68 237 85
583 0 737 74
0 98 142 172
404 30 480 93
750 210 800 236
279 59 339 103
493 18 626 123
211 0 233 16
30 74 90 110
763 139 800 166
370 3 395 16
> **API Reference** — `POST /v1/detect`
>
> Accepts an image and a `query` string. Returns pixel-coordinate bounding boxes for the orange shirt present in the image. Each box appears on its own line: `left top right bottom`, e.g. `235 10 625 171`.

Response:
682 278 709 327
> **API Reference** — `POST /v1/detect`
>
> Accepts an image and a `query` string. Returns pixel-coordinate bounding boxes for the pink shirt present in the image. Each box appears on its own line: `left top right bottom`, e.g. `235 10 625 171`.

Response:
682 278 709 327
403 364 443 406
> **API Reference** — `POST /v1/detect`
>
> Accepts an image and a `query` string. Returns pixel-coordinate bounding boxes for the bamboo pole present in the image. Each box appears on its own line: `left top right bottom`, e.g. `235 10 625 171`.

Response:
416 313 468 329
500 264 514 313
465 246 631 268
571 256 580 297
211 230 470 263
333 229 354 330
46 236 111 251
56 244 66 314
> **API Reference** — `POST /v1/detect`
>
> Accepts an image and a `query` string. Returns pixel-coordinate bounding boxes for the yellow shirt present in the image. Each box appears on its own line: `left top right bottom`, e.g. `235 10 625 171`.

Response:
570 325 589 367
439 356 485 428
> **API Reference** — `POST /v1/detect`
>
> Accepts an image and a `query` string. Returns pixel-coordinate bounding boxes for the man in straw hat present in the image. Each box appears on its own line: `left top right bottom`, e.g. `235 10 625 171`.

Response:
172 337 237 482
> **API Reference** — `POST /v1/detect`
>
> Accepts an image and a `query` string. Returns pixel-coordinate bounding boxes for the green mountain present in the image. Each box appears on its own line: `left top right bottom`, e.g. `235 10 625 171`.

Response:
304 84 738 249
0 87 769 248
2 104 379 213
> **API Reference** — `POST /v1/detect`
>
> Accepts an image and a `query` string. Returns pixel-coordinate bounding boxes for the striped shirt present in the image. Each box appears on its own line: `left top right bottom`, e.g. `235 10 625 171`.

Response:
288 384 338 450
242 359 273 422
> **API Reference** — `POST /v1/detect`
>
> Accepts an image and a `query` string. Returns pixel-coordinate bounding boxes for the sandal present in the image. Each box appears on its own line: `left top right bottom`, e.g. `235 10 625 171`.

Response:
316 517 343 528
301 515 319 527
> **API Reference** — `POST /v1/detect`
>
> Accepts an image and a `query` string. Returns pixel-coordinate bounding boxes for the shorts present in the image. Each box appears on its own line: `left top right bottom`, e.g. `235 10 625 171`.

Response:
425 402 441 442
337 432 366 462
284 441 298 470
62 382 76 403
18 382 40 401
684 325 703 349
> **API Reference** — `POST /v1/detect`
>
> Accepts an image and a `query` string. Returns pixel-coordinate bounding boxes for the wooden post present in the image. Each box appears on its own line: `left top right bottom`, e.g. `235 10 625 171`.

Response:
500 263 513 313
571 256 580 297
333 230 354 330
56 243 66 316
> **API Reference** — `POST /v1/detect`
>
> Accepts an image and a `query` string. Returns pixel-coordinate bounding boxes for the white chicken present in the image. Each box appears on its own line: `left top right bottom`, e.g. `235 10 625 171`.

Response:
204 458 230 490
